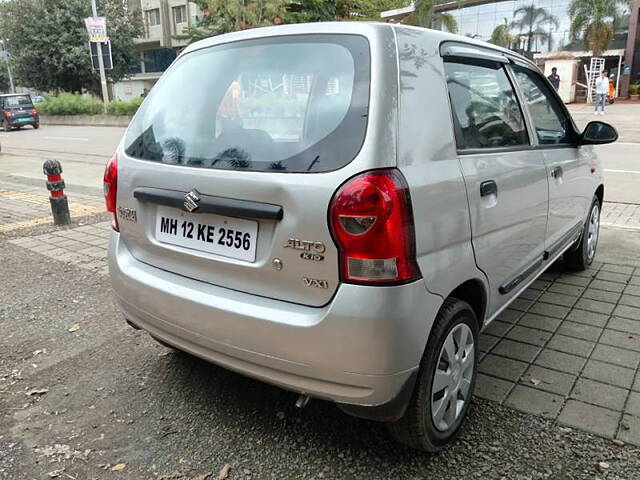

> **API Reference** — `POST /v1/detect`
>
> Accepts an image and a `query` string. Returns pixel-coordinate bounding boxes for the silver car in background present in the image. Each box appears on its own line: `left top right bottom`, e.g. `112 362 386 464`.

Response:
106 22 616 451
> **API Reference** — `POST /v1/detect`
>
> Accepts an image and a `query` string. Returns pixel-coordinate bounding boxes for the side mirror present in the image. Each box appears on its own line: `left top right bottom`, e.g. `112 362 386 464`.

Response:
579 121 618 145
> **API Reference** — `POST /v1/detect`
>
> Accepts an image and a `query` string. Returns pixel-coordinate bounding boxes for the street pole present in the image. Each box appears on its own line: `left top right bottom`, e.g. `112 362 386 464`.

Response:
91 0 109 108
0 40 15 93
6 57 15 93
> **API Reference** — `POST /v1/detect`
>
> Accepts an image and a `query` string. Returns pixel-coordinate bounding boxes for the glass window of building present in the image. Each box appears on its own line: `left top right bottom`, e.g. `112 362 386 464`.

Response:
147 8 161 26
173 5 187 25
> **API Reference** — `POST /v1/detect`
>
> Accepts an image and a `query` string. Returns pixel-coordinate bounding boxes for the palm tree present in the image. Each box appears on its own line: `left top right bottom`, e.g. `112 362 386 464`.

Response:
403 0 458 34
568 0 628 57
510 4 559 53
489 18 513 48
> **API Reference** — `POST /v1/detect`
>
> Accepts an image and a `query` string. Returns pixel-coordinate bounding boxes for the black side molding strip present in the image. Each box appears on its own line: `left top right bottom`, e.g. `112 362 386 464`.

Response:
499 222 584 295
133 187 283 221
499 256 544 295
544 222 583 260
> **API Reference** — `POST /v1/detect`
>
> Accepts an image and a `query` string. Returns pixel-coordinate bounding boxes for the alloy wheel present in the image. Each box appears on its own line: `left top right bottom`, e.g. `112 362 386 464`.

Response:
431 323 475 432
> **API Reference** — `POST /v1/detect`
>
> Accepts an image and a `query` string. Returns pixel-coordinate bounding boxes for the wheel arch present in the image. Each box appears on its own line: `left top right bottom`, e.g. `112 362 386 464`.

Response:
447 278 488 327
595 184 604 207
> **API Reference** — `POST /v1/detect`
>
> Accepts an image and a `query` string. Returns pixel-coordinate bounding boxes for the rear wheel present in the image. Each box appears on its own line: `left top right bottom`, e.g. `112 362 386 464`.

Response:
564 196 600 271
33 123 39 129
386 298 478 451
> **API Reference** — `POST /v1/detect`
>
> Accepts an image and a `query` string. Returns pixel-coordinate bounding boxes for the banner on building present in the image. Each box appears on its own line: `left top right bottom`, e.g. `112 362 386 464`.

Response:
84 17 108 43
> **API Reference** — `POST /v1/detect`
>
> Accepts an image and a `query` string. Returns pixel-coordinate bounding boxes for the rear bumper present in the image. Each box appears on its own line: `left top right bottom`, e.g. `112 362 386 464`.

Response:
109 231 442 417
6 116 38 126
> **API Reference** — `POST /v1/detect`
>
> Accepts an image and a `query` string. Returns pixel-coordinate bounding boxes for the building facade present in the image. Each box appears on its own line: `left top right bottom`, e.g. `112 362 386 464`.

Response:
113 0 202 100
382 0 640 99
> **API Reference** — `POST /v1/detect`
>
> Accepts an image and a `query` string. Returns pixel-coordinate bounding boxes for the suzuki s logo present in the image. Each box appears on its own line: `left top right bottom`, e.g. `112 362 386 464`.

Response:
184 189 201 213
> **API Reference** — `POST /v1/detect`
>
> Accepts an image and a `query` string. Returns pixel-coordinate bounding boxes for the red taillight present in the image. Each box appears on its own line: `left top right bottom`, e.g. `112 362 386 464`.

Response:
103 155 118 231
329 168 421 285
4 110 12 117
31 108 37 116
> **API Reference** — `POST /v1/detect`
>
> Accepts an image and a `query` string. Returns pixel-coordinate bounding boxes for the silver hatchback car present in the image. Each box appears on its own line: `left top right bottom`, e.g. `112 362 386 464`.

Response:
106 22 617 451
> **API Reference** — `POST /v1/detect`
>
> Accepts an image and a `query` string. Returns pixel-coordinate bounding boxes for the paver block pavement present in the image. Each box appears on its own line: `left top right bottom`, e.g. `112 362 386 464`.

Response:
571 378 628 411
574 298 615 315
518 313 562 332
483 320 512 337
534 349 586 375
479 354 528 382
613 305 640 321
491 339 540 363
582 359 636 389
473 373 512 403
528 302 570 319
600 329 640 352
591 279 626 293
505 385 563 418
559 400 620 439
520 365 576 396
626 391 640 417
556 321 602 342
546 334 594 357
566 309 609 327
618 415 640 446
505 325 552 346
620 294 640 309
581 288 621 304
591 343 640 369
539 291 577 307
608 317 640 335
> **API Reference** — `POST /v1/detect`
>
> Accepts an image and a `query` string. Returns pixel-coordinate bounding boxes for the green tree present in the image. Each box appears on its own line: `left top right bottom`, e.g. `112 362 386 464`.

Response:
510 4 559 53
569 0 628 57
0 0 141 96
179 0 289 42
403 0 458 34
0 58 11 92
489 18 513 48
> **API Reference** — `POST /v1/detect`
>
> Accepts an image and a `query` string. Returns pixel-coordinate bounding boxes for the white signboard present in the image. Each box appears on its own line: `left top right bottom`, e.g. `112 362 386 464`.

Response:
84 17 108 43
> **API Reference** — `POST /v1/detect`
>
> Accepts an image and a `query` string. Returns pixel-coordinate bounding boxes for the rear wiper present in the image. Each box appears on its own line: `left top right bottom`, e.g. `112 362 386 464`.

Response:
306 155 320 171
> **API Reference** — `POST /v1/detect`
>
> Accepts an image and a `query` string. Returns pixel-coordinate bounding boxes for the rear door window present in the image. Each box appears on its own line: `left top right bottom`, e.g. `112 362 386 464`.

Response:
124 35 370 173
444 60 529 150
4 95 33 107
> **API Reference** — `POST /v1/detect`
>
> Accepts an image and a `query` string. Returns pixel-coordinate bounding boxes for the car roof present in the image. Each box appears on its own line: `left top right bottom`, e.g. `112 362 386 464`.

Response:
0 93 30 97
181 21 535 69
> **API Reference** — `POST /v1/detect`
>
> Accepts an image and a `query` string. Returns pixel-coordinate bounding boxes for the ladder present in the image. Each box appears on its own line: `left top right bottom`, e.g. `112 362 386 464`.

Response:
586 57 605 103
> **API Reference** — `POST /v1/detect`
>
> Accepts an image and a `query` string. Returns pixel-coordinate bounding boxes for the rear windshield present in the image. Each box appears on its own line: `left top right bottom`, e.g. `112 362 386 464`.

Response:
4 95 33 107
124 34 370 173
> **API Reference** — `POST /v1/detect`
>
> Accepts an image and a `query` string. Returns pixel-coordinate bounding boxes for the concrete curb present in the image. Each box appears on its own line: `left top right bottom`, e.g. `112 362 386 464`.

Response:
39 115 132 127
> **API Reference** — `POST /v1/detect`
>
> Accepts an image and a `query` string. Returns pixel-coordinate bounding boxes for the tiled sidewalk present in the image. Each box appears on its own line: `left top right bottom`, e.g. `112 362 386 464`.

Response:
7 221 111 276
477 263 640 445
602 201 640 230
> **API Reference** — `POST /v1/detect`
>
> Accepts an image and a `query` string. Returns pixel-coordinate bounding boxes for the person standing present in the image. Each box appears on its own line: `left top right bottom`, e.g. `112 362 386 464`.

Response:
594 71 609 115
547 67 560 90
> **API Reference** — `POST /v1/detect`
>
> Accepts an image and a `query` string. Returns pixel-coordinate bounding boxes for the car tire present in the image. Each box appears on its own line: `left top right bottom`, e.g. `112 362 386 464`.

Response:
386 298 479 452
33 124 39 130
2 121 10 132
564 195 600 271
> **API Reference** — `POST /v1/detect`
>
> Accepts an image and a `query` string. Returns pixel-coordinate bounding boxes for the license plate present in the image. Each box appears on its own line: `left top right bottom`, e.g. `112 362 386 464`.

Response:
155 206 258 262
17 117 32 122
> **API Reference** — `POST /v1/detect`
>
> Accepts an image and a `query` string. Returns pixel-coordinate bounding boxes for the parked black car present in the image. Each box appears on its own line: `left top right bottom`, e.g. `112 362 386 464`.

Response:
0 94 40 131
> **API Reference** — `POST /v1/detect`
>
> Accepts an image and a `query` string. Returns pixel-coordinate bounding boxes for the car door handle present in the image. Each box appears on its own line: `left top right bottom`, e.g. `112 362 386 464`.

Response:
480 180 498 197
551 166 563 178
